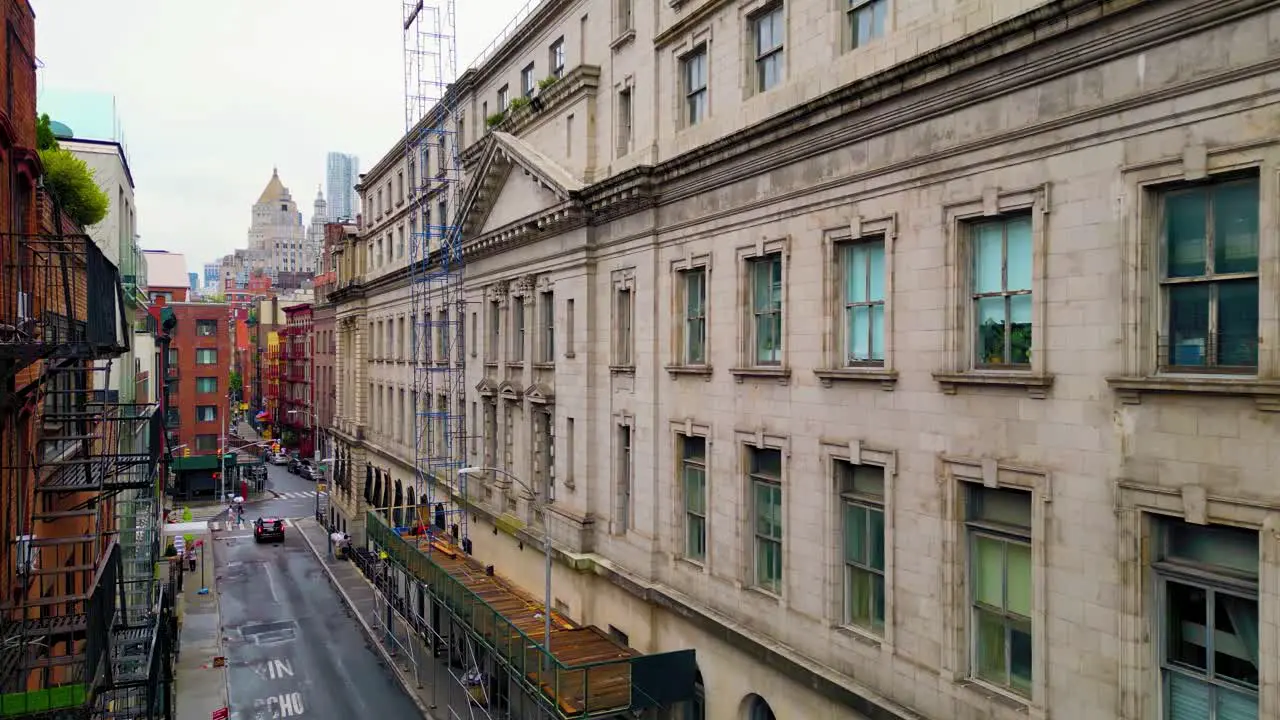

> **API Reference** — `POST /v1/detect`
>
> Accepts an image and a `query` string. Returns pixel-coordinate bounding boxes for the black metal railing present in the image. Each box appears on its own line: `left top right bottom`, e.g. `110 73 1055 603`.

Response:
0 231 127 364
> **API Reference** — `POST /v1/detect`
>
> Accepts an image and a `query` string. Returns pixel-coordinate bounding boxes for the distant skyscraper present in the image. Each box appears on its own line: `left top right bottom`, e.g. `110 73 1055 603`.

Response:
203 262 220 289
188 272 199 294
308 188 328 265
325 152 359 221
244 167 312 281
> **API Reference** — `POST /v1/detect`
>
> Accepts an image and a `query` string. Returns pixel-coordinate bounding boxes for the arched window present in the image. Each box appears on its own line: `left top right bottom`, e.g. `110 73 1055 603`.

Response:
393 480 404 526
743 694 774 720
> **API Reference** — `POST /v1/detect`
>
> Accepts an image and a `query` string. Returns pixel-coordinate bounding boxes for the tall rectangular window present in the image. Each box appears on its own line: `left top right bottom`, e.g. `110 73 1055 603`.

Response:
614 287 633 366
497 85 508 109
540 291 555 362
194 435 218 451
484 399 498 470
682 436 707 562
682 269 707 365
1161 175 1259 371
521 63 536 97
550 37 565 78
966 485 1032 696
195 377 217 394
617 88 633 158
753 6 785 93
750 447 783 594
839 462 884 632
512 298 525 362
167 349 178 366
972 215 1032 367
615 0 633 33
488 299 501 361
841 240 885 365
196 349 217 365
565 298 575 356
196 319 217 336
196 405 217 423
749 254 783 365
683 46 708 126
616 425 632 532
847 0 887 50
1156 520 1259 718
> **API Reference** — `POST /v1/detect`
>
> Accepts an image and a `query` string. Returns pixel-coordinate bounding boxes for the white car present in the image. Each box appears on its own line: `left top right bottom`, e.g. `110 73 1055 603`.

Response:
267 451 290 465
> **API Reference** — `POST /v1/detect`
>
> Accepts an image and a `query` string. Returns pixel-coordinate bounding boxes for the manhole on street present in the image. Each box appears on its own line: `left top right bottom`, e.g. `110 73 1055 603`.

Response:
237 620 297 645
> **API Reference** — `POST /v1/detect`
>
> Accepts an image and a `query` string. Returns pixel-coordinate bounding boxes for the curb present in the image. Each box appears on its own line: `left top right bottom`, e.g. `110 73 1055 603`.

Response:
294 521 438 720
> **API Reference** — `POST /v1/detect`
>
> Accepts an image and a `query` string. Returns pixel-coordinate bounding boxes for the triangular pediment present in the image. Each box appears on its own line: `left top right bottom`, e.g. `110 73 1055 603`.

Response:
475 377 498 397
523 382 554 404
496 379 523 401
460 132 585 239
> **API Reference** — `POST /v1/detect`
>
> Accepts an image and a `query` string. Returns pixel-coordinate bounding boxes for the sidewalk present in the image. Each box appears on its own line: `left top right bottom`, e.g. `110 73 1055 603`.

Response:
293 518 479 720
171 528 229 720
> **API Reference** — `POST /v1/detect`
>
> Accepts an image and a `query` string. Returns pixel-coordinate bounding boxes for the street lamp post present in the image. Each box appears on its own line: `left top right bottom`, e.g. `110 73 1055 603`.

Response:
458 466 553 670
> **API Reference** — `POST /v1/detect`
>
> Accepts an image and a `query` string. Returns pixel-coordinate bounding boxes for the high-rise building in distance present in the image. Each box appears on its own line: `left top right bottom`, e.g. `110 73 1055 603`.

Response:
325 152 359 222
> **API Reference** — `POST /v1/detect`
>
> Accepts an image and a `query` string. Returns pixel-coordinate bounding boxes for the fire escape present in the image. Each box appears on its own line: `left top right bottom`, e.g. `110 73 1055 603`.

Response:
0 214 171 718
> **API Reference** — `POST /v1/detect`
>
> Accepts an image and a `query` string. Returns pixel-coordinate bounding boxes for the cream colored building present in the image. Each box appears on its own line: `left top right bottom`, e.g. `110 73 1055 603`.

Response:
332 0 1279 718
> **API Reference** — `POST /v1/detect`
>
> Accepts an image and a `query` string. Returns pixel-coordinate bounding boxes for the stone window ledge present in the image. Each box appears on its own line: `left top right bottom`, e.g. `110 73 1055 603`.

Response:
814 368 898 390
609 364 635 376
933 371 1054 399
532 362 555 371
729 366 791 385
1107 375 1280 412
610 29 636 52
665 364 713 380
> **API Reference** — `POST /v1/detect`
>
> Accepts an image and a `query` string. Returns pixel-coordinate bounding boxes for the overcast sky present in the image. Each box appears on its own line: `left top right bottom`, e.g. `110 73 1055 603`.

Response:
32 0 530 274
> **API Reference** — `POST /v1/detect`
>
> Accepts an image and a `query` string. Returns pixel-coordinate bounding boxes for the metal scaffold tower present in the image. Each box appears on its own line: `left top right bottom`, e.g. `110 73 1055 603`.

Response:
402 0 469 571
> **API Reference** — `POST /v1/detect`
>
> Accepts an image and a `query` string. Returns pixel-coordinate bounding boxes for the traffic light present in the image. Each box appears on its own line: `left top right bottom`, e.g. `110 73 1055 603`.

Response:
212 472 221 481
183 447 190 458
271 443 281 453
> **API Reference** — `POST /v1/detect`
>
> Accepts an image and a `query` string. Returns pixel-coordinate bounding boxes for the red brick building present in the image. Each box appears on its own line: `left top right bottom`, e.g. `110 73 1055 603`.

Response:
312 223 346 463
282 303 314 456
155 299 230 456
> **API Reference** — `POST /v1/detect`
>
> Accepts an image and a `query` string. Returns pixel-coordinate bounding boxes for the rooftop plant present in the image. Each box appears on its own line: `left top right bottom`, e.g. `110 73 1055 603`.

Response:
36 114 109 227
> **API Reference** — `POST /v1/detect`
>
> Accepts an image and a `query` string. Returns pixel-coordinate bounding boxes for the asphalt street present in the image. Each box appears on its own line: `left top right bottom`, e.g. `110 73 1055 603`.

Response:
240 454 326 524
215 522 420 720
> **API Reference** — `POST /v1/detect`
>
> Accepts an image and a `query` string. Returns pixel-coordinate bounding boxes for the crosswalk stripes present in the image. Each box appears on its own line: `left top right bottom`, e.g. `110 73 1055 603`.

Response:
272 491 319 500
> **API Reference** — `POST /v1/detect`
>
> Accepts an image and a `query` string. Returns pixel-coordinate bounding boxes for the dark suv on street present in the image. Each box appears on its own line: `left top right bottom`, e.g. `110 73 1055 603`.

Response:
254 517 285 543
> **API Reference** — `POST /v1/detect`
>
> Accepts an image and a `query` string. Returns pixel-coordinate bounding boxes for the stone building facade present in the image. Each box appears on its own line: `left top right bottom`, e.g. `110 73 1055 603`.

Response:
333 0 1280 718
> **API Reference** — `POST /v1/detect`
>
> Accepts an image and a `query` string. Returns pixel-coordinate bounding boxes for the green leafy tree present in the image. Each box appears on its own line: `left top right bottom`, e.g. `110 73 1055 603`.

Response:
229 370 243 394
39 147 109 227
36 113 58 151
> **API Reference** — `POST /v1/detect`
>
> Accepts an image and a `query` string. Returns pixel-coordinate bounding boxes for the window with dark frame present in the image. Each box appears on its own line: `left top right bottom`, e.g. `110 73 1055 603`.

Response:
540 290 555 362
966 485 1033 696
840 239 885 366
683 46 708 126
512 297 525 362
749 254 783 365
749 447 783 594
1155 519 1259 717
1159 174 1259 372
839 461 885 632
616 424 632 532
196 319 217 336
682 268 707 365
753 6 785 93
550 38 565 78
521 63 536 97
970 215 1032 368
615 287 633 366
681 435 707 561
847 0 887 50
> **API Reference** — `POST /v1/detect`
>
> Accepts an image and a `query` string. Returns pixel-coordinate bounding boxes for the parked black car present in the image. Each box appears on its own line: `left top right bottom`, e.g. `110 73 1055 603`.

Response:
287 456 301 475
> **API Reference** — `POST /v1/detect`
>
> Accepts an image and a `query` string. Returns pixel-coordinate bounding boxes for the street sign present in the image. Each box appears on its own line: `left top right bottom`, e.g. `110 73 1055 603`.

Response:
316 483 327 493
211 708 228 720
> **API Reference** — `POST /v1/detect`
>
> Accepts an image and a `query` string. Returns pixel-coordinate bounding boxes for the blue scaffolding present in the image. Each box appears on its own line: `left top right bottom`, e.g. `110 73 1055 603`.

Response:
402 0 469 546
